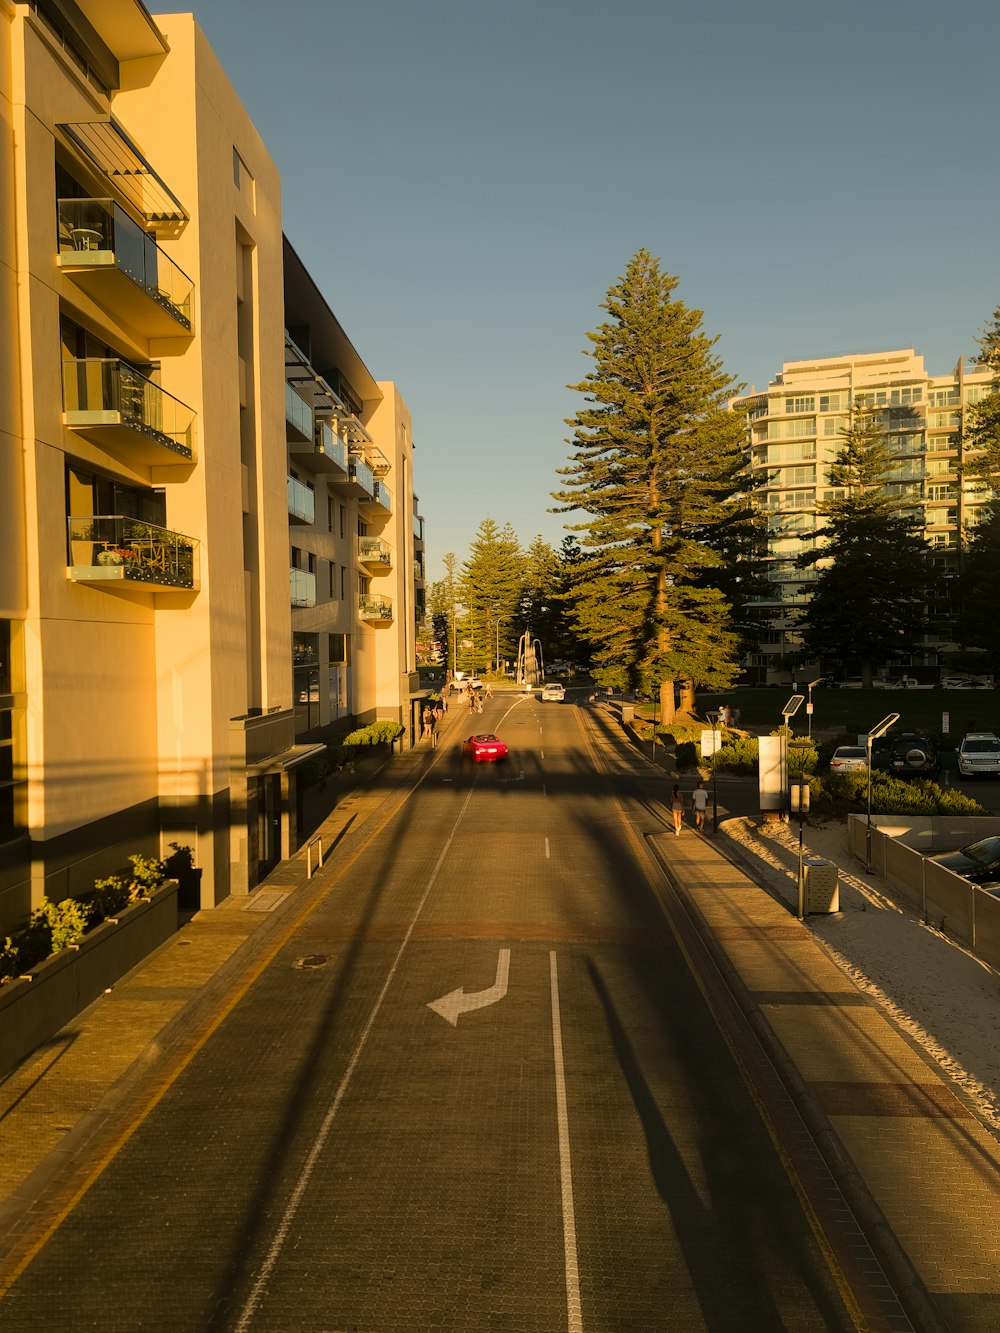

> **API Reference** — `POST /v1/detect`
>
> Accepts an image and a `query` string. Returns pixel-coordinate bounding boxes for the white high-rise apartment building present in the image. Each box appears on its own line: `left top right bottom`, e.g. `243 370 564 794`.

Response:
733 349 994 676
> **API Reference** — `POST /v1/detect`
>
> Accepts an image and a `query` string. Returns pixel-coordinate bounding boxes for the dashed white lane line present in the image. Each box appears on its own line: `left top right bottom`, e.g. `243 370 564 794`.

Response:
550 951 583 1331
234 786 477 1331
545 836 551 860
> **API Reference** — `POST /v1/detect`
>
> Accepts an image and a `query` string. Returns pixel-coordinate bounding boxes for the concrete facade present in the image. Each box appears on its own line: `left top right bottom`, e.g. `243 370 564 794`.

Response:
0 3 421 930
732 349 994 676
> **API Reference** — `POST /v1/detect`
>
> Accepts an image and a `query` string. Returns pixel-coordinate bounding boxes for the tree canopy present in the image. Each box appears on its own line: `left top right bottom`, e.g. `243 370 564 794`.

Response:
552 249 747 720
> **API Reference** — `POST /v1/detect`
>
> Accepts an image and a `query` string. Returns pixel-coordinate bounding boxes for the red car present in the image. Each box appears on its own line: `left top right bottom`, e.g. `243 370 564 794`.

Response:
462 733 509 763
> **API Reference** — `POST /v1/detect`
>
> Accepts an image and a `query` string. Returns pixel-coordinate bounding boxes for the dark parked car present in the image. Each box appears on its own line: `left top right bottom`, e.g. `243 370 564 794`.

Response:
928 835 1000 884
883 731 939 778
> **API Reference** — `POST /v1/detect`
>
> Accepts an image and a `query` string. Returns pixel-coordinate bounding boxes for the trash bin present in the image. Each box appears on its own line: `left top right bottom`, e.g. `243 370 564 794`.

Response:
622 703 635 723
803 856 839 913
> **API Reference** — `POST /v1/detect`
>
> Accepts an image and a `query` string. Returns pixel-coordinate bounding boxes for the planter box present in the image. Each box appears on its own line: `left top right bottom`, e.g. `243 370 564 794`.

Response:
0 879 178 1080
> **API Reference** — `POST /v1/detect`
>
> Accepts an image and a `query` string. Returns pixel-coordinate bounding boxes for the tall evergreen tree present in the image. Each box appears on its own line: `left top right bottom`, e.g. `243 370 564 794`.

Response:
460 519 523 672
552 250 746 721
797 404 930 684
957 502 1000 670
965 305 1000 483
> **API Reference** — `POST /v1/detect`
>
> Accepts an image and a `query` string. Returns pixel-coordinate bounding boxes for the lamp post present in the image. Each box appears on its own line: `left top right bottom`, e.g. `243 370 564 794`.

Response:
706 709 721 832
781 694 804 820
866 712 900 875
805 678 821 742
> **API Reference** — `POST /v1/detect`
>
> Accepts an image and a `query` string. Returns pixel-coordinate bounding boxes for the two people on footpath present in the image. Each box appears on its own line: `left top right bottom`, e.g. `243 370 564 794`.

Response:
671 779 710 834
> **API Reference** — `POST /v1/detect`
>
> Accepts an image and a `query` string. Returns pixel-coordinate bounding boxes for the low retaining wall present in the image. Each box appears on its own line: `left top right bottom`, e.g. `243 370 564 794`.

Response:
848 817 1000 969
0 880 178 1080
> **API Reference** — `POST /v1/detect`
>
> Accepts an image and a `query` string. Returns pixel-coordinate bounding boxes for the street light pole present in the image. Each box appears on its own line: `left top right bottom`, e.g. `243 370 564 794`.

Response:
706 709 720 833
781 694 805 821
805 678 821 742
865 712 900 875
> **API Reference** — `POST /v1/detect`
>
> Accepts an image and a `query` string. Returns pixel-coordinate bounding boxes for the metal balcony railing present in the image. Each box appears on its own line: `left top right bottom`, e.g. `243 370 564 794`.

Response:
57 198 193 332
350 457 375 497
373 479 392 512
285 384 313 440
290 567 317 608
62 358 194 461
358 536 392 567
359 592 393 621
287 476 315 524
68 515 199 591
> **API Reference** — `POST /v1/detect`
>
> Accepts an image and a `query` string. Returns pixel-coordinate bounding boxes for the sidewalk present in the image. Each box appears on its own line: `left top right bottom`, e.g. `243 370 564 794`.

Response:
586 703 1000 1333
0 710 461 1254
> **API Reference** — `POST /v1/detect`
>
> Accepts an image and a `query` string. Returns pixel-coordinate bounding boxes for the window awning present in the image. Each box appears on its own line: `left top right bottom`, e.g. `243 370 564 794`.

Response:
59 118 188 225
246 743 327 777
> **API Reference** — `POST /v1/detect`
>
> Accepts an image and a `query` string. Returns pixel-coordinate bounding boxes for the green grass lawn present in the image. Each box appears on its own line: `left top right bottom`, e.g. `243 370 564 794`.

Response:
687 688 997 743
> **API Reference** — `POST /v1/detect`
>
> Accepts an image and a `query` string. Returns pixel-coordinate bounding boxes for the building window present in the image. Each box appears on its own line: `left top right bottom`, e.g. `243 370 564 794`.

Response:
329 563 336 599
340 565 347 600
329 633 349 664
328 497 335 532
339 504 346 540
784 395 815 413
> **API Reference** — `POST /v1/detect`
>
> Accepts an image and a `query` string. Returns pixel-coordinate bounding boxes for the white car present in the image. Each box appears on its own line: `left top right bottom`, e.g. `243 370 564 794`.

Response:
940 677 991 690
829 745 867 772
540 683 566 702
957 733 1000 777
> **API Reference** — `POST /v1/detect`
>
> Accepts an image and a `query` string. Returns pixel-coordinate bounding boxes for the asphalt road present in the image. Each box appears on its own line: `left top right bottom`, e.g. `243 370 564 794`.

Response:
0 696 862 1332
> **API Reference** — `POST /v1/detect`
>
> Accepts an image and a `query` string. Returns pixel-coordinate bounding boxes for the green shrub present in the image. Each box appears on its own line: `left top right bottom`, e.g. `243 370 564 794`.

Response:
342 720 404 748
0 936 19 983
815 769 988 816
675 740 700 770
787 743 818 777
127 853 166 899
713 735 760 772
79 874 130 924
35 897 89 952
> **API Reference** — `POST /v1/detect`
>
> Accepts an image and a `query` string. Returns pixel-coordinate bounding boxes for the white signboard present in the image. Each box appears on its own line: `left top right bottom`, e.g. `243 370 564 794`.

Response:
701 729 722 758
758 734 784 811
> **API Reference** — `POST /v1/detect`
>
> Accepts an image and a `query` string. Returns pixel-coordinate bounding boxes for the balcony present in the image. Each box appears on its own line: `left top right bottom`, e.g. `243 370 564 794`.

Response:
290 567 317 608
57 199 193 336
359 592 393 623
290 417 349 478
68 515 198 592
285 384 313 442
332 455 375 502
358 536 392 570
287 476 315 525
360 476 391 517
62 358 194 465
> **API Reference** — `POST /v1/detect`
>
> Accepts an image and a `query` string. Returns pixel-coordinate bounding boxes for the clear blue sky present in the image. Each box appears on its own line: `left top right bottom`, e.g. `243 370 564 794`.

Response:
184 0 999 581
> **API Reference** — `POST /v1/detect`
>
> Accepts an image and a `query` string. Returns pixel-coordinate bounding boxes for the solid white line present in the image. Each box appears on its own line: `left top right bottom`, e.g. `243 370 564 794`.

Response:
234 785 477 1332
550 952 583 1331
541 751 545 759
545 836 550 860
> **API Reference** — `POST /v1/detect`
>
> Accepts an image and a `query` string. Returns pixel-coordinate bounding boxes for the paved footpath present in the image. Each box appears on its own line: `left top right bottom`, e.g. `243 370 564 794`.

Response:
1 697 999 1332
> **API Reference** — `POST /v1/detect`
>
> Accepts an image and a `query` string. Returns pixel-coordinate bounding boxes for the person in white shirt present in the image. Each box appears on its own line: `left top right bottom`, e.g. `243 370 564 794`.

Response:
691 779 709 830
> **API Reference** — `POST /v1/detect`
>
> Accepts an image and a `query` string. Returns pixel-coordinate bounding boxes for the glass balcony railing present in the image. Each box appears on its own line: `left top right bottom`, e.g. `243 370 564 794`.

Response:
62 358 194 462
290 567 317 608
358 536 393 567
57 198 193 333
68 515 199 591
373 479 392 513
315 419 348 471
350 457 375 497
285 384 313 440
287 475 315 524
359 592 393 622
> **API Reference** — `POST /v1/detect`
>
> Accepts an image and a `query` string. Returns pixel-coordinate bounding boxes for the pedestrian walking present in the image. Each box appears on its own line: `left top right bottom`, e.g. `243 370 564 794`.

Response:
671 784 684 835
484 682 493 699
421 706 433 741
433 703 443 726
691 779 709 831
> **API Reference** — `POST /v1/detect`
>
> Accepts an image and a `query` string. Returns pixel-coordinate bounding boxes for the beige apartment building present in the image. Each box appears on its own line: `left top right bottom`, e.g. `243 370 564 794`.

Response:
0 1 421 933
733 349 994 677
283 241 425 750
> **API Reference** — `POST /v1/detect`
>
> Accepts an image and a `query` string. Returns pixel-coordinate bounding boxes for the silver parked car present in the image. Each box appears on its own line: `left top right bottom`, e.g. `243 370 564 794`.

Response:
829 745 867 772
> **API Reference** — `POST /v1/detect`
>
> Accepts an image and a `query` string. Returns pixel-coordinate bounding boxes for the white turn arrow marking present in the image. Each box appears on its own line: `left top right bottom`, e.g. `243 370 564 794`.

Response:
427 949 511 1026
